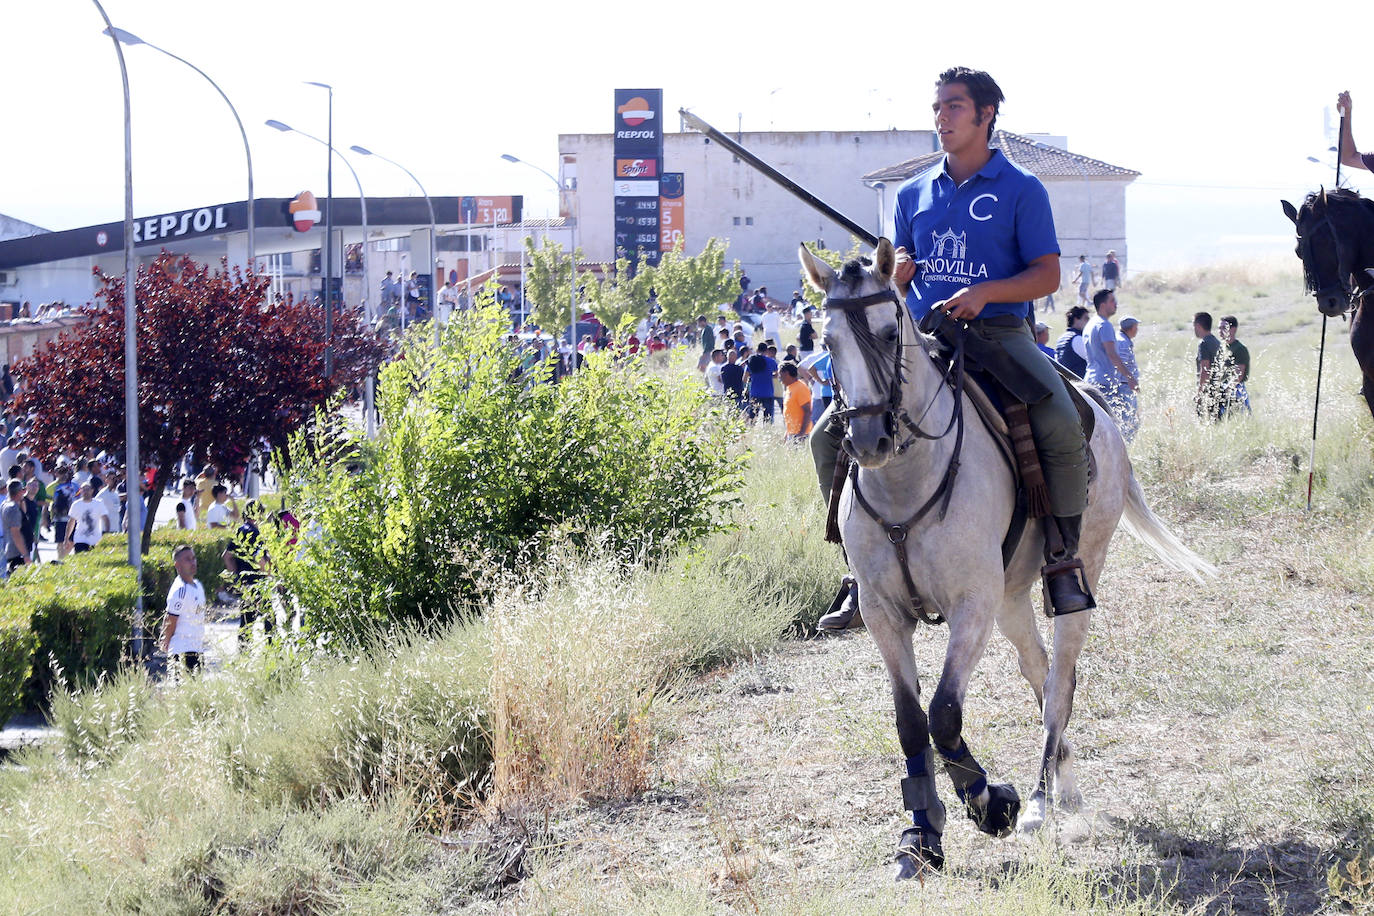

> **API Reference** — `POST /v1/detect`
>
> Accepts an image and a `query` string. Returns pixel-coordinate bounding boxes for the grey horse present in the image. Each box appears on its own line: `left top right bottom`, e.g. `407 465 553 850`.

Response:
800 238 1213 878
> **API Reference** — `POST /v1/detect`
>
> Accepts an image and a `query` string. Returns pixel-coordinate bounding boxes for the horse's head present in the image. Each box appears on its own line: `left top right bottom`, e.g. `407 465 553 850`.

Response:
1283 188 1366 317
799 237 909 469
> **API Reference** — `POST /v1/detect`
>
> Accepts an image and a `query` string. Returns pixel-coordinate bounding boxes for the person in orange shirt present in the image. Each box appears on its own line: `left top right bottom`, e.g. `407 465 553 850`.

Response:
780 363 814 442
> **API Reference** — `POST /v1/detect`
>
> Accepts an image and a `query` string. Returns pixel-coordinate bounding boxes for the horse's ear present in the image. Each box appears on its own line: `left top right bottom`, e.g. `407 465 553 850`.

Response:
799 243 835 293
1281 199 1299 225
874 237 896 281
1321 187 1328 207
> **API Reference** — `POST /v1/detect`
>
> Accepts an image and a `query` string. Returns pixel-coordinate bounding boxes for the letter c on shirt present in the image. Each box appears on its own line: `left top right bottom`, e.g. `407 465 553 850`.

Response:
969 193 998 222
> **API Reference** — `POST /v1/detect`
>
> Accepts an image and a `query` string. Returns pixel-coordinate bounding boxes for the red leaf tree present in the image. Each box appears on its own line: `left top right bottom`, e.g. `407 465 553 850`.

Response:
12 252 385 550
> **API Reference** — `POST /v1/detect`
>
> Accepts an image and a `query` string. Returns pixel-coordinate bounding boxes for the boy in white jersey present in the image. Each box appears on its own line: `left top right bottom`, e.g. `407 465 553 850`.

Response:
159 544 206 672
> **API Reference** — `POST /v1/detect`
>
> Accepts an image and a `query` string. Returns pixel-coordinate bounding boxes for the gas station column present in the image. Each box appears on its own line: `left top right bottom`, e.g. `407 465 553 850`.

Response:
410 227 434 307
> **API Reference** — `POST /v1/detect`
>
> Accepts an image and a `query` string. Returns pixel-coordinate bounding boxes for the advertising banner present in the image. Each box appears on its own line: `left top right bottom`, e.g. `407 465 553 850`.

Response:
615 198 660 263
614 89 665 266
615 158 659 179
660 172 684 254
613 89 663 158
458 196 515 225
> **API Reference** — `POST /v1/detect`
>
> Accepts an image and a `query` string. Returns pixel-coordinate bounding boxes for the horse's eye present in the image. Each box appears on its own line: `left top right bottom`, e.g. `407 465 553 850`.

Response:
884 328 899 345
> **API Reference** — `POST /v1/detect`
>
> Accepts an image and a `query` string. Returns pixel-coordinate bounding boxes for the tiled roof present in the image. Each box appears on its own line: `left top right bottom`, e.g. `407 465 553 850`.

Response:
862 130 1140 183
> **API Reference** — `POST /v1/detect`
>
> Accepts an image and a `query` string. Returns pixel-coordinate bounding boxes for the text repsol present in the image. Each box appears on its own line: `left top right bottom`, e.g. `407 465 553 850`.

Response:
131 206 229 243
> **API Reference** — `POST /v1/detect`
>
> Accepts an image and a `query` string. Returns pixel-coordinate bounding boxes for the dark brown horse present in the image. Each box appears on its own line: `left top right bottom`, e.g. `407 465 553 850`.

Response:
1282 188 1374 417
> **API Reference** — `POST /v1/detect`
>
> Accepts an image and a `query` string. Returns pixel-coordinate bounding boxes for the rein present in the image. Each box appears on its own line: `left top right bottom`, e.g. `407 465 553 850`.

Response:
823 286 965 627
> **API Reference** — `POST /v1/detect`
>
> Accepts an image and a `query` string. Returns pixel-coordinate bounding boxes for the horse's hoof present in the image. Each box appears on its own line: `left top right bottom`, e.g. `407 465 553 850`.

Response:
1019 791 1048 834
968 782 1020 838
894 826 944 879
1056 787 1084 813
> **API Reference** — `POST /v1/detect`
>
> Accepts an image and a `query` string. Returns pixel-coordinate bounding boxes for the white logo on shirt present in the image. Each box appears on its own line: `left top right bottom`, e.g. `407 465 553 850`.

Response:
969 193 998 221
931 228 967 259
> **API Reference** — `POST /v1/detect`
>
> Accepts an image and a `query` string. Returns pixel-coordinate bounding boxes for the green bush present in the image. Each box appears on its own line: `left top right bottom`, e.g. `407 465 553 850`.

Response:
268 298 745 645
0 604 36 725
0 528 230 709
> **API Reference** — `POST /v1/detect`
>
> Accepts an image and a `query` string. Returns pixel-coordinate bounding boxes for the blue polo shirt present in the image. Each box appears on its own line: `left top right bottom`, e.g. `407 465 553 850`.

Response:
892 149 1060 323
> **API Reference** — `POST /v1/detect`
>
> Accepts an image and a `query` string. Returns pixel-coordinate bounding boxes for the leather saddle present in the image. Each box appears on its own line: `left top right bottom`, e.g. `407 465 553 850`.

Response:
914 312 1101 568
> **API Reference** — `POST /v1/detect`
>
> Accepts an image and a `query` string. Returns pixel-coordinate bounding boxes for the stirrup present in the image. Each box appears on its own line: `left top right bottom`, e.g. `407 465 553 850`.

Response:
1040 557 1095 616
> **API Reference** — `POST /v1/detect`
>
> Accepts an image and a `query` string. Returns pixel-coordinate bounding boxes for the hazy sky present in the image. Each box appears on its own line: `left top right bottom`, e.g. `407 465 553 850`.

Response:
3 0 1364 269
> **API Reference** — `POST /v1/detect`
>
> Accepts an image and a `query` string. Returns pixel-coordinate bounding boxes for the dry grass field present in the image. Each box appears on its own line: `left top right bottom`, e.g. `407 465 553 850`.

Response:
5 259 1374 915
456 261 1374 914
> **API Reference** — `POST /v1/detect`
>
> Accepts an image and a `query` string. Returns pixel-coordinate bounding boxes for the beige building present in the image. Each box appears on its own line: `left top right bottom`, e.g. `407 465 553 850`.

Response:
862 130 1141 283
558 128 1139 298
559 129 940 298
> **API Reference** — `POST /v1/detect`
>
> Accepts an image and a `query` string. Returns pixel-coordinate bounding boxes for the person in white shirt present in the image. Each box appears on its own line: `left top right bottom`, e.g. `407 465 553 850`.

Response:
759 304 782 347
0 437 21 477
204 484 239 528
97 469 122 533
437 280 459 326
175 479 199 530
74 460 92 490
705 349 726 396
65 481 109 553
159 545 206 672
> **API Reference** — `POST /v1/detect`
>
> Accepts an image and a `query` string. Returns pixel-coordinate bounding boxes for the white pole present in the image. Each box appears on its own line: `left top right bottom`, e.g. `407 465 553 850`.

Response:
93 0 143 653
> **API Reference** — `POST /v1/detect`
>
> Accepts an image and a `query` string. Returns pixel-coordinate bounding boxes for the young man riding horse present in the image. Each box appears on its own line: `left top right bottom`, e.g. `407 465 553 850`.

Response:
812 66 1093 628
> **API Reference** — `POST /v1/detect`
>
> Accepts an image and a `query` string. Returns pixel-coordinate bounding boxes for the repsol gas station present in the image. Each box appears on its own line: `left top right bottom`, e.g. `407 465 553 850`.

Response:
0 192 523 312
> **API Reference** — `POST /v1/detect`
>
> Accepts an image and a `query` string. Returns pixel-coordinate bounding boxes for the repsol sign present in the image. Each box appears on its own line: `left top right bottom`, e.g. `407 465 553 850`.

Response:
130 206 230 243
613 88 663 158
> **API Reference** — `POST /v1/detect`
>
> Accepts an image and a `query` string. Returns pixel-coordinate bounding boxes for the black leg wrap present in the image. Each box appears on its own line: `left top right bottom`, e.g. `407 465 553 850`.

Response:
937 740 988 804
939 741 1020 838
900 775 947 834
896 747 946 876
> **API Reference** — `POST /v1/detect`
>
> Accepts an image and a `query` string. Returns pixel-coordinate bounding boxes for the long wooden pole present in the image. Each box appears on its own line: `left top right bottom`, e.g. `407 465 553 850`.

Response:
1308 115 1345 511
679 109 879 247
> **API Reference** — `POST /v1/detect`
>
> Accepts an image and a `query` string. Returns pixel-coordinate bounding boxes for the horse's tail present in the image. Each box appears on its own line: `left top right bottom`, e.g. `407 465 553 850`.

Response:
1119 470 1217 582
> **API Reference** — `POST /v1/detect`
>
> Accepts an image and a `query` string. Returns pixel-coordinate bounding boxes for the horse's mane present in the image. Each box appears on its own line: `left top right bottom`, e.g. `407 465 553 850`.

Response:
1305 187 1363 205
840 256 873 284
1303 187 1374 215
832 255 905 392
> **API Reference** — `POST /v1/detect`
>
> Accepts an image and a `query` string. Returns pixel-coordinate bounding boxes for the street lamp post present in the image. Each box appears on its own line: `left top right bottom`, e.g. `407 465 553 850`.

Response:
304 82 334 378
266 120 374 437
501 153 576 368
869 180 887 239
92 0 143 653
349 146 438 346
104 26 255 266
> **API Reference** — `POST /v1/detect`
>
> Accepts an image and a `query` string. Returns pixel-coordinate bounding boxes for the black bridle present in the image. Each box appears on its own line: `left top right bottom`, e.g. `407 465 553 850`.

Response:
823 288 964 454
1299 199 1374 316
822 285 967 627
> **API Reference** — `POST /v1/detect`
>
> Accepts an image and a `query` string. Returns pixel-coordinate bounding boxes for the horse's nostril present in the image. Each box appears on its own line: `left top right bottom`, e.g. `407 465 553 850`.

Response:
876 437 893 454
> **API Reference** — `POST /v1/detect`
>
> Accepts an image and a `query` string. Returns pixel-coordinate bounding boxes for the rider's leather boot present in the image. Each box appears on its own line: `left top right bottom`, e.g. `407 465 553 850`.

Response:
1041 515 1095 615
817 575 864 630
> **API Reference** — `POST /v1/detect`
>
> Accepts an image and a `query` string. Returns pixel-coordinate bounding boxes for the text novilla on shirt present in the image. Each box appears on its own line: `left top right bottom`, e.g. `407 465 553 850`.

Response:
923 258 990 281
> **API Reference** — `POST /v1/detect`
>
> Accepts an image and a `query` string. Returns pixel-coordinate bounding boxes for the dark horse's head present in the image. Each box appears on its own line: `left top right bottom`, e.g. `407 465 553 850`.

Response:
1282 188 1374 317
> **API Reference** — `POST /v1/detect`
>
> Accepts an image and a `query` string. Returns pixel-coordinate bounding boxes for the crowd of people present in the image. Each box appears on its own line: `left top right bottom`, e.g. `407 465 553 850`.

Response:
697 259 1257 456
1 300 89 324
697 298 830 444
